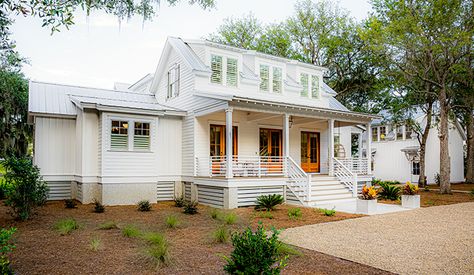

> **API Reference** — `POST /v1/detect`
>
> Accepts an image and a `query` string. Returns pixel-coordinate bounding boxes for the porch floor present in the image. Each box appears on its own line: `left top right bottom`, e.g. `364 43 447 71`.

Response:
315 199 410 215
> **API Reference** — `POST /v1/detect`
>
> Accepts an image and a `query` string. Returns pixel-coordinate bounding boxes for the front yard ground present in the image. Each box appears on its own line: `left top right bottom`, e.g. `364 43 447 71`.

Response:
378 186 474 207
0 201 393 275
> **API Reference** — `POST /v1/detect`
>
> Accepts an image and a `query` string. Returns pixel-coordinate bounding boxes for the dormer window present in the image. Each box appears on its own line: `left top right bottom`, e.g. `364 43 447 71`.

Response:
210 54 238 87
272 67 282 93
167 64 180 99
311 75 320 98
259 65 270 91
300 73 309 97
300 73 320 99
259 64 282 93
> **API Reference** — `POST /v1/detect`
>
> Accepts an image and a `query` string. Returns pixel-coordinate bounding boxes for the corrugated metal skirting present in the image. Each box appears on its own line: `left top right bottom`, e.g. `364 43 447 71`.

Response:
184 182 192 201
285 186 303 206
47 181 72 200
76 183 83 202
237 186 284 207
157 181 175 201
197 185 224 208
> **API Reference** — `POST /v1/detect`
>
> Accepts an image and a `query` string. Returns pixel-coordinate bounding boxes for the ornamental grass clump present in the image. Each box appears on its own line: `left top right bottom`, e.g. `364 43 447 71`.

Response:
378 182 401 200
223 225 288 274
224 212 238 225
213 225 229 243
98 221 118 230
403 181 419 195
143 232 170 267
254 194 284 211
360 185 377 200
122 224 141 238
54 218 80 235
165 215 180 229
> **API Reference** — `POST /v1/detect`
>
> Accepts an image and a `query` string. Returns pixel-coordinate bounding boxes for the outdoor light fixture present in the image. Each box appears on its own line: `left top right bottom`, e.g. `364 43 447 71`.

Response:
289 116 294 128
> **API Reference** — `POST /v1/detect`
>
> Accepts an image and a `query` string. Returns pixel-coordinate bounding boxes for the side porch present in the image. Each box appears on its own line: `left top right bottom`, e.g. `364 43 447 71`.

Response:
191 99 375 208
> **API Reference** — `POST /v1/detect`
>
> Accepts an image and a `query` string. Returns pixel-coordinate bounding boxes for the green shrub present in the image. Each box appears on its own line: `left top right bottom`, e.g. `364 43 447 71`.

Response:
122 224 141 238
210 208 221 220
287 208 302 220
93 200 105 213
378 182 401 200
371 178 382 186
0 181 12 200
64 199 77 209
174 196 185 207
165 215 180 229
98 221 118 230
89 236 101 252
213 225 229 243
2 157 49 220
223 225 287 274
0 227 16 274
183 200 198 215
319 208 336 216
255 194 284 211
257 210 274 219
55 218 80 235
143 232 170 266
224 212 237 225
137 200 152 212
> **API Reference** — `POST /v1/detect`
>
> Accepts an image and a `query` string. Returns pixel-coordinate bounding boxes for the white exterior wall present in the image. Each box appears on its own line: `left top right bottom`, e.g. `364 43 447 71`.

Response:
372 121 465 184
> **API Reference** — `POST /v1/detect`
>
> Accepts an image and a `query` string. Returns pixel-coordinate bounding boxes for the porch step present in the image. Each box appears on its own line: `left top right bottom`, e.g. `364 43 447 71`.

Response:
310 180 343 186
310 175 338 182
311 197 357 207
311 192 353 201
311 184 349 191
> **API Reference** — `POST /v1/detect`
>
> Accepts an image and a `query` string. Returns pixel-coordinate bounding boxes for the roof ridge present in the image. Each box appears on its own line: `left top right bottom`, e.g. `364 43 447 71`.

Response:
30 80 154 96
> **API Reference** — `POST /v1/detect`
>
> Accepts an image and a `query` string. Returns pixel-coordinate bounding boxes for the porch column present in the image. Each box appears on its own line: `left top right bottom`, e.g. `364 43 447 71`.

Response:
283 114 290 158
366 122 372 174
328 119 335 176
225 108 233 178
358 133 363 158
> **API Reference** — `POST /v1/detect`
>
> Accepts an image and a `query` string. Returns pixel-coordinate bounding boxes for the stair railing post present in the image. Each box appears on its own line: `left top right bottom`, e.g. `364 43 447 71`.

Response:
353 174 358 197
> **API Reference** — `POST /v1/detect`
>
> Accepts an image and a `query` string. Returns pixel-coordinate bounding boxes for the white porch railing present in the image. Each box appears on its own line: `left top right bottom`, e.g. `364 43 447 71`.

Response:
333 157 358 197
286 156 310 203
335 157 369 175
208 155 285 177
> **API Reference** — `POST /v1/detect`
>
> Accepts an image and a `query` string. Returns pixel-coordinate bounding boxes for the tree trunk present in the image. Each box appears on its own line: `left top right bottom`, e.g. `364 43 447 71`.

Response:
466 113 474 183
439 88 451 194
418 102 433 187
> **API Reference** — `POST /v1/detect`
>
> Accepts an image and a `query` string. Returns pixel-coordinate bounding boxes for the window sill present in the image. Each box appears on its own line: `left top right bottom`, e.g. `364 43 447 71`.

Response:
108 150 153 153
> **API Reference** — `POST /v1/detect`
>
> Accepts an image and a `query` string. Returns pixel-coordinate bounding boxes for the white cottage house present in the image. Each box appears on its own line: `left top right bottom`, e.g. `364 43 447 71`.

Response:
28 37 379 208
369 114 466 184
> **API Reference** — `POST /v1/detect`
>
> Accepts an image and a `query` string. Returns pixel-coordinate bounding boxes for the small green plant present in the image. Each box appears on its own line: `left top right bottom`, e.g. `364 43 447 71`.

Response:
93 199 105 213
54 218 80 235
174 196 185 207
143 232 170 267
122 224 141 238
2 157 49 220
224 212 238 225
319 208 336 216
98 221 118 230
378 182 401 200
276 242 303 257
165 215 180 229
287 207 302 220
64 199 77 209
0 227 16 274
371 178 382 186
210 208 221 220
426 200 435 206
89 236 101 252
183 200 198 214
254 194 284 211
403 181 419 195
223 225 288 274
213 225 229 243
137 200 152 212
470 188 474 196
257 210 274 219
0 181 12 200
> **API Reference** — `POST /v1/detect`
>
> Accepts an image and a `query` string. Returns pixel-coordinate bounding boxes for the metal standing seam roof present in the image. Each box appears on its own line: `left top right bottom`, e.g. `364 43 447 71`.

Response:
28 81 183 116
168 37 211 73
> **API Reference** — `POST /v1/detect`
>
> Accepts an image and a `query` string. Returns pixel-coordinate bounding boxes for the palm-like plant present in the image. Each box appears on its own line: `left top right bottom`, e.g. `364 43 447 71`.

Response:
254 194 284 211
378 182 401 200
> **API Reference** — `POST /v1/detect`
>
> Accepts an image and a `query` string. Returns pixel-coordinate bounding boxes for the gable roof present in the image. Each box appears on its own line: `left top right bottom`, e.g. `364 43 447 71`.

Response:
28 81 185 117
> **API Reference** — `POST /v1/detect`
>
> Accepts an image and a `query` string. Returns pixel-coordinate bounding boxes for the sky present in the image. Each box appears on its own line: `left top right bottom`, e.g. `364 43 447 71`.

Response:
11 0 372 89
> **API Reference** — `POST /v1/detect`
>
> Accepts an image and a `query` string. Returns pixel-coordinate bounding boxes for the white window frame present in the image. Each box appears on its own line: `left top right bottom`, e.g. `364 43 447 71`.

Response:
378 126 387 141
259 64 270 92
109 117 153 152
396 125 403 140
258 62 284 94
133 121 151 151
299 71 321 99
210 53 239 87
167 63 180 100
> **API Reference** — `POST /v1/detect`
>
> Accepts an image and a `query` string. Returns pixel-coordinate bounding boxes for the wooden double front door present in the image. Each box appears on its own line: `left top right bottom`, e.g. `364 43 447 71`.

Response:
301 131 320 173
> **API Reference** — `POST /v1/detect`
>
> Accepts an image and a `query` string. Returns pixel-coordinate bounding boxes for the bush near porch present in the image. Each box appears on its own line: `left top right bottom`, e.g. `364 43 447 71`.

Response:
0 200 392 274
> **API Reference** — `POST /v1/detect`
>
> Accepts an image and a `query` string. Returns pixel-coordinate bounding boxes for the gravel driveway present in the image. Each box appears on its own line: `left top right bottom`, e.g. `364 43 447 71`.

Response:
281 202 474 274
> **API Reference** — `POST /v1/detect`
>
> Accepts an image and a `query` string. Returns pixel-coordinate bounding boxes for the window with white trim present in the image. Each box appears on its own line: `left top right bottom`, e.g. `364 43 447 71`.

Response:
412 162 420 175
405 125 414 139
226 58 238 87
211 55 223 84
167 64 180 99
311 75 320 98
371 127 378 142
396 125 403 140
134 122 150 150
111 120 129 150
272 67 282 93
379 126 386 141
259 64 270 91
300 73 309 97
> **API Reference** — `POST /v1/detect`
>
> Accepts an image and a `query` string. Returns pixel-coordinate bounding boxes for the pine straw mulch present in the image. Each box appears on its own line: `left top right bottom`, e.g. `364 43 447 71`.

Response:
378 188 474 207
0 201 392 275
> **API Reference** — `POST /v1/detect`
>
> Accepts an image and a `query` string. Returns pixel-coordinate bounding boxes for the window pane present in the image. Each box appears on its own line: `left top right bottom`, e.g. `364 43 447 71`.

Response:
311 75 319 98
134 122 150 150
300 73 308 97
259 65 269 91
372 127 378 142
396 126 403 140
226 58 238 87
379 126 386 141
111 120 128 150
272 67 282 93
211 55 222 84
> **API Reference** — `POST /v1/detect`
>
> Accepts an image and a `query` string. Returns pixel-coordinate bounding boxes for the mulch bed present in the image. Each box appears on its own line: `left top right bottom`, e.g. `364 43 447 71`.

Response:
378 189 474 207
0 201 392 275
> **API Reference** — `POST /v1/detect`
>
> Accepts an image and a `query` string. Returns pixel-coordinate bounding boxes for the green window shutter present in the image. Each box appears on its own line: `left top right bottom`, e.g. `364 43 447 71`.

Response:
211 55 222 84
300 73 308 97
226 58 238 87
259 65 269 91
272 67 282 93
311 75 319 98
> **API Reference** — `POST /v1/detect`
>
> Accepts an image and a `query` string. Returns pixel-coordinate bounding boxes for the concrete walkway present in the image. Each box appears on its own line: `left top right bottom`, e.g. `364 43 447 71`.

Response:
316 199 409 215
281 202 474 275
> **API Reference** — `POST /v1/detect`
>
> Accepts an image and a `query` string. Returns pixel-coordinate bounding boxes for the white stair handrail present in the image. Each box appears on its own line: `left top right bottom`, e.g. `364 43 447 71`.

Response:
333 157 358 197
286 156 310 204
